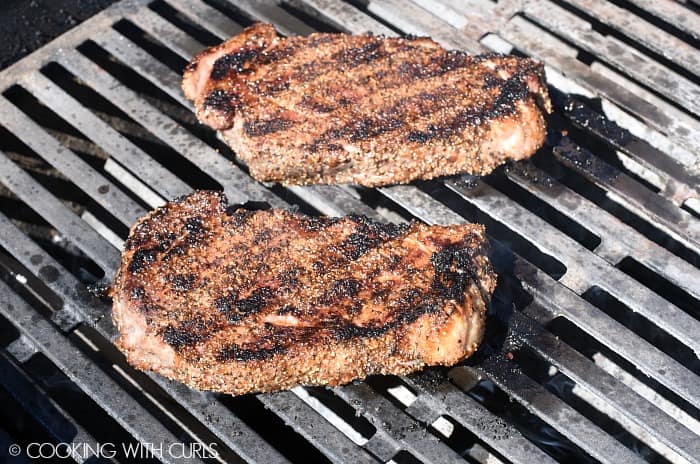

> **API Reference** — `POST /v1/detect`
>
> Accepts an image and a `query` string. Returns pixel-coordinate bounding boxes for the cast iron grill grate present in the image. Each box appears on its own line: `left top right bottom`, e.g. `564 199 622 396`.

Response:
0 1 698 463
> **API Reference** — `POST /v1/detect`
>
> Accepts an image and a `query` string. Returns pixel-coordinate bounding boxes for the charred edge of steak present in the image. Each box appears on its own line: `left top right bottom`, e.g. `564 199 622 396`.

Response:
330 40 385 67
430 243 480 301
338 215 410 260
406 74 533 144
243 52 484 141
215 326 306 362
216 343 287 362
125 222 177 252
318 278 362 305
214 287 274 323
250 41 469 103
121 190 225 275
243 118 295 137
238 50 541 144
297 215 340 232
161 316 216 351
334 238 487 343
169 273 197 292
202 89 239 114
303 66 538 150
211 48 261 80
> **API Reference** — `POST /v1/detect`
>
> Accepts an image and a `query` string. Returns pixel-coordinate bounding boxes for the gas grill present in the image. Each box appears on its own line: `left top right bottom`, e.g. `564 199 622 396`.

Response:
0 0 698 463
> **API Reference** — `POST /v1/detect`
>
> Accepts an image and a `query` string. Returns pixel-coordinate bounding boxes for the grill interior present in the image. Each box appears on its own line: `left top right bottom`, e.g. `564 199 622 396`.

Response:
0 0 698 463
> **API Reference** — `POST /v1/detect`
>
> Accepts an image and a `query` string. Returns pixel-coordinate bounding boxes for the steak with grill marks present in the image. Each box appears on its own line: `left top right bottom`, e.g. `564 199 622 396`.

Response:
182 23 551 187
112 191 497 395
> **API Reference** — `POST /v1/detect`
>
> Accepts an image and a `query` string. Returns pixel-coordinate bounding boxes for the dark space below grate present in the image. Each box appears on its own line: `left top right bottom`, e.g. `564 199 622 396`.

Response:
0 0 698 463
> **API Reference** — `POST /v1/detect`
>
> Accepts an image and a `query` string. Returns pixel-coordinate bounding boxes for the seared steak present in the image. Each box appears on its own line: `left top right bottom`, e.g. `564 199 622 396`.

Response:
112 191 496 395
182 23 551 187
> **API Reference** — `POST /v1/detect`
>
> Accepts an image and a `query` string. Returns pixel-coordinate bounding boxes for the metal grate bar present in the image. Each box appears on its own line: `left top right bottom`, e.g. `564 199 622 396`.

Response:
288 185 383 219
379 185 464 225
433 0 523 49
0 97 147 226
335 383 466 463
21 71 191 203
512 309 700 462
624 0 700 40
504 165 700 299
585 62 700 171
592 352 700 444
558 0 698 73
408 0 469 29
0 150 120 271
128 6 206 59
445 178 700 358
128 6 207 58
338 0 481 52
7 335 39 364
401 376 557 464
0 352 100 464
477 355 645 464
95 29 193 109
0 279 203 464
466 445 506 464
166 0 243 39
258 391 379 463
567 0 700 72
226 0 317 37
498 15 700 155
56 49 283 207
552 140 700 251
148 377 292 464
0 212 109 328
291 0 396 36
515 263 700 407
520 0 700 117
561 99 700 205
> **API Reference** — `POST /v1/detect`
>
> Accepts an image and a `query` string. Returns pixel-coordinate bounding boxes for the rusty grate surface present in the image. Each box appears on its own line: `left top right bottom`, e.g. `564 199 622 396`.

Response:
0 0 698 463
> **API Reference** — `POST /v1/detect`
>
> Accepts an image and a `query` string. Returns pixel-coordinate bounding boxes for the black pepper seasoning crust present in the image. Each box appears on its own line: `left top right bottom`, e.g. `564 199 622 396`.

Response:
183 23 551 187
112 191 497 395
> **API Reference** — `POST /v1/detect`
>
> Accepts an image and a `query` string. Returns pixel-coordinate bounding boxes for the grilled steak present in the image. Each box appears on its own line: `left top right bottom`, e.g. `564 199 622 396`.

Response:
112 191 497 395
182 23 551 187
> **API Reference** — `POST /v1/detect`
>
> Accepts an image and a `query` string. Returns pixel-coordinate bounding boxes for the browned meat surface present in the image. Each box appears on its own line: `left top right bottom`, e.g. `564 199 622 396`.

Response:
182 23 551 187
112 191 497 395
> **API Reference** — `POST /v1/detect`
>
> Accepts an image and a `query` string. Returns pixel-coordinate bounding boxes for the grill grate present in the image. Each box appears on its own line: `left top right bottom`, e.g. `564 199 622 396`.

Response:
0 0 698 463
